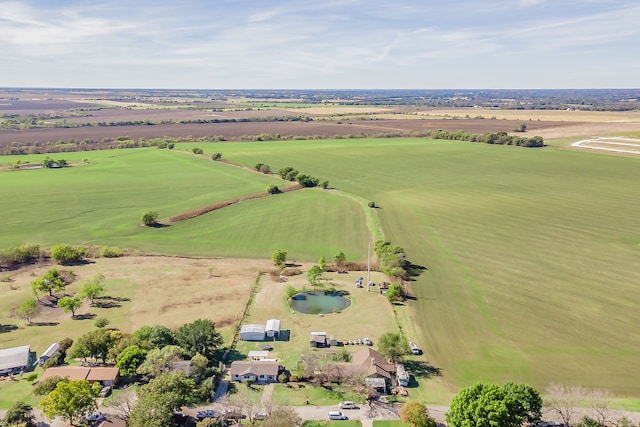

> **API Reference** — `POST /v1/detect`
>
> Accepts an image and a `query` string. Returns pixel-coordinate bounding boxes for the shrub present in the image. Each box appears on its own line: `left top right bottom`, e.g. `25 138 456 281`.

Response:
43 356 60 369
211 152 222 161
33 376 69 395
266 185 280 194
0 243 40 268
319 180 329 189
368 201 376 208
168 143 174 149
51 244 87 265
100 246 121 258
95 318 110 328
285 285 297 299
192 147 203 154
25 372 38 382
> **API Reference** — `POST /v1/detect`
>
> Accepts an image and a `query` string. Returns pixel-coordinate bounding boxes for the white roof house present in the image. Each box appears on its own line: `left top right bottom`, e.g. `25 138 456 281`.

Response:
240 324 266 341
265 319 281 338
0 345 36 374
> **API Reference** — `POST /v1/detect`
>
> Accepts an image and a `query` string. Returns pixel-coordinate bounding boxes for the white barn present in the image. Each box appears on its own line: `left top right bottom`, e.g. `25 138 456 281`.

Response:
240 324 266 341
265 319 281 338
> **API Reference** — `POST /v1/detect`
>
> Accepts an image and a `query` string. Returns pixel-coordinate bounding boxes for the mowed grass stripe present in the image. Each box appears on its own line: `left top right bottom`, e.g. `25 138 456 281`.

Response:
107 189 371 260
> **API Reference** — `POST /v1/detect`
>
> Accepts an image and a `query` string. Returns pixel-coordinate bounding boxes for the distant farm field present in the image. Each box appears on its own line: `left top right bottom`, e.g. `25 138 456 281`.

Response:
2 138 640 398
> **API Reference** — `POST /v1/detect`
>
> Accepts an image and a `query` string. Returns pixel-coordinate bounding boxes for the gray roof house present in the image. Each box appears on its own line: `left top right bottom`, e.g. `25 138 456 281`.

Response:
229 360 279 383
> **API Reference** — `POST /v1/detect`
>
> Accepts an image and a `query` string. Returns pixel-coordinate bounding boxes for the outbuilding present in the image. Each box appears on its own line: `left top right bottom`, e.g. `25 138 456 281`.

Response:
240 324 266 341
265 319 281 338
38 342 60 366
395 363 409 387
309 332 327 348
0 345 36 376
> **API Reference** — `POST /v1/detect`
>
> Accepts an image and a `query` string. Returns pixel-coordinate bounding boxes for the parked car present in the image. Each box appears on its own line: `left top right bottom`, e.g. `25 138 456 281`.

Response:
86 413 106 422
99 385 112 397
339 401 357 409
328 411 348 420
196 409 218 420
253 412 268 421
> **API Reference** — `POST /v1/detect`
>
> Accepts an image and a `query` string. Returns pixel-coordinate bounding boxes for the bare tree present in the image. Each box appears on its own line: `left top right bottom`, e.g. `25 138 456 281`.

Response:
228 387 261 424
589 388 613 426
106 390 137 420
545 383 586 427
262 406 301 427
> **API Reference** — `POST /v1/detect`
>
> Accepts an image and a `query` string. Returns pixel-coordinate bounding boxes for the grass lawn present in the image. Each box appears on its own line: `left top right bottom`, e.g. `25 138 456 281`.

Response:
239 269 399 370
0 370 42 409
272 383 361 407
302 421 362 427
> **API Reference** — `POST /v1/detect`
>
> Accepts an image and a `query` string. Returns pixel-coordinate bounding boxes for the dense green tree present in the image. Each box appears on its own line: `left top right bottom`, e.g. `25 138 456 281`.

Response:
307 265 323 288
386 282 403 302
68 328 113 363
137 345 184 377
318 256 326 271
190 353 209 384
377 332 410 363
33 376 69 396
116 345 148 377
266 184 280 194
148 325 177 348
446 382 542 427
50 244 87 265
31 268 65 297
176 319 223 361
40 380 101 426
400 400 436 427
334 251 346 267
128 372 197 427
16 297 38 324
141 211 159 226
79 273 105 304
57 296 82 318
272 249 287 268
2 400 35 426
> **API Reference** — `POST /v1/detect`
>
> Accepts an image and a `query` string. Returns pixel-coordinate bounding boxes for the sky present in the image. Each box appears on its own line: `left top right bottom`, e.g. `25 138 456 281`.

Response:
1 0 639 89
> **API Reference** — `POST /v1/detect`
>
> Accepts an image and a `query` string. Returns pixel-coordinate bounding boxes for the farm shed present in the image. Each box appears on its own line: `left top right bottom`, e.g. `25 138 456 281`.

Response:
265 319 281 338
240 324 266 341
309 332 327 348
230 360 279 383
0 345 36 376
38 342 60 365
395 363 409 387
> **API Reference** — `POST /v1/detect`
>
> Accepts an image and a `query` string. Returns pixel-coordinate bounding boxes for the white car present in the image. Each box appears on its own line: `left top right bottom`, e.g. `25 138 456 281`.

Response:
339 401 357 409
328 411 348 420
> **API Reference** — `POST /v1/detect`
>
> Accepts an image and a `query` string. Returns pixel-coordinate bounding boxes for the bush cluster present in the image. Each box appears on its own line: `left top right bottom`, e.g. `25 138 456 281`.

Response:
277 166 326 188
0 244 40 268
375 240 409 279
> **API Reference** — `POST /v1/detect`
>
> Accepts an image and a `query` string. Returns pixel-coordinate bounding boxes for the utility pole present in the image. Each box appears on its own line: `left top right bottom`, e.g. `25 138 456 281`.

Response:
367 242 371 292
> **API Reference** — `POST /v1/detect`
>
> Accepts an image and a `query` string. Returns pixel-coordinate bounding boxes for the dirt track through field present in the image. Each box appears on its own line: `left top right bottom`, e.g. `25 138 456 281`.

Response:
571 136 640 155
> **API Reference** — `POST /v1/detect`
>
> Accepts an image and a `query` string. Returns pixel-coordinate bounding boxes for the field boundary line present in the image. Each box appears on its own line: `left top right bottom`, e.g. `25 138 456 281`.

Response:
572 136 640 155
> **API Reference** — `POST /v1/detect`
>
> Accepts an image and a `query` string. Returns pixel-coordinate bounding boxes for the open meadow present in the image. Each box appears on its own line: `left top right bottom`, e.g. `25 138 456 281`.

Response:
1 137 640 403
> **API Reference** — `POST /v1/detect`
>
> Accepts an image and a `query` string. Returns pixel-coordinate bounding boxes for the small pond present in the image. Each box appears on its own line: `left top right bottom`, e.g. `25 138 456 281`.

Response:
289 291 351 314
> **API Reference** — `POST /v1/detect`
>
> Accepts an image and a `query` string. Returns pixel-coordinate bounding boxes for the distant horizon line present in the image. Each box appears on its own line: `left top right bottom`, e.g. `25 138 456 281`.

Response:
1 86 639 92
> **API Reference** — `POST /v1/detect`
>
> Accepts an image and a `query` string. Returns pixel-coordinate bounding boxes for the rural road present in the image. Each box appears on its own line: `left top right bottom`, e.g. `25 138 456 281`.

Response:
571 136 640 155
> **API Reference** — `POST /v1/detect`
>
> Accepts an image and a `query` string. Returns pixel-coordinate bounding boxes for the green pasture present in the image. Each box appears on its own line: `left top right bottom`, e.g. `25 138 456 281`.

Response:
0 148 368 259
2 138 640 399
177 138 640 397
